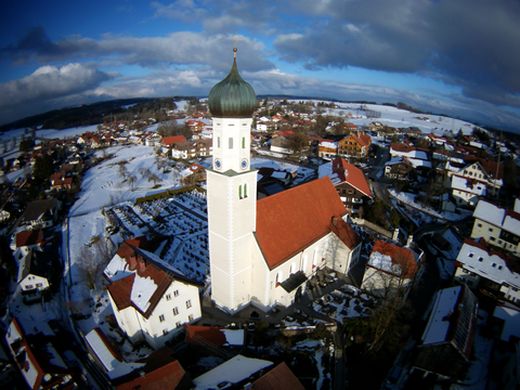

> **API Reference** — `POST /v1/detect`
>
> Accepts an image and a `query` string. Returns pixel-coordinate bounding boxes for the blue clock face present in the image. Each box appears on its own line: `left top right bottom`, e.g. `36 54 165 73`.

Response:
241 159 248 170
214 159 222 169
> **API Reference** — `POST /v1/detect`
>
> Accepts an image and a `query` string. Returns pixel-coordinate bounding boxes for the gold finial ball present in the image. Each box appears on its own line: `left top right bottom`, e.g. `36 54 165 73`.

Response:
233 47 237 58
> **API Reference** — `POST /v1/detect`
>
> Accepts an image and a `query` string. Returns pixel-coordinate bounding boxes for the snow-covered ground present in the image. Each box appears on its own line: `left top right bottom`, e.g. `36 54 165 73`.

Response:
293 100 478 135
312 286 372 323
70 145 180 216
36 124 100 139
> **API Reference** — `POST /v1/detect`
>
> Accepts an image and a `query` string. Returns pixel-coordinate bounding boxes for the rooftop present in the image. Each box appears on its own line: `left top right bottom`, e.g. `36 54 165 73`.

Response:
255 177 348 269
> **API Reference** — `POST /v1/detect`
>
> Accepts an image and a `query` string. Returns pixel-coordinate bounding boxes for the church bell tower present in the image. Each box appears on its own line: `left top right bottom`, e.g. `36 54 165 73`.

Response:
206 49 257 312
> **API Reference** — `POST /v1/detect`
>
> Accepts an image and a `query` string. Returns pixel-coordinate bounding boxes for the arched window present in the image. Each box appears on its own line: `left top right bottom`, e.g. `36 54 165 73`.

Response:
217 137 220 148
229 137 233 149
243 183 248 198
242 137 246 148
239 185 243 199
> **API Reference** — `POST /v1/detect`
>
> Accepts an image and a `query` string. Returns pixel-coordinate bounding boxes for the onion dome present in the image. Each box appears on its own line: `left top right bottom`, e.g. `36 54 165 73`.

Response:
208 48 256 118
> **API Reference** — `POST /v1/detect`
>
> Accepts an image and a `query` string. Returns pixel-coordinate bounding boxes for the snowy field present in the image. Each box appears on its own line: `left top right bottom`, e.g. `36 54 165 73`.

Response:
70 145 181 216
289 99 478 136
36 124 100 139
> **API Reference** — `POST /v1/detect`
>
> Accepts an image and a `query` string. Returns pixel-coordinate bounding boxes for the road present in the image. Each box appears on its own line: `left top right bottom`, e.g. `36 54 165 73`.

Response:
60 218 111 390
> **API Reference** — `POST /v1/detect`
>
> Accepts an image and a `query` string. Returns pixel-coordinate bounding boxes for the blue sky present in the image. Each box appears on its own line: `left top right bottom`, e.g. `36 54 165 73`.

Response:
1 0 520 132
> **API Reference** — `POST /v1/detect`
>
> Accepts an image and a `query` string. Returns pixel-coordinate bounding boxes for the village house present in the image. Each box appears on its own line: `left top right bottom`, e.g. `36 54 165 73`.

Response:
318 139 338 159
160 135 187 155
319 157 373 217
338 132 372 159
17 249 55 302
455 238 520 304
171 139 212 160
414 285 478 380
389 143 432 170
84 328 144 380
50 171 74 192
448 159 503 207
361 240 421 297
13 229 45 251
471 199 520 256
5 318 78 389
114 359 189 389
384 157 415 182
104 238 202 349
17 198 60 232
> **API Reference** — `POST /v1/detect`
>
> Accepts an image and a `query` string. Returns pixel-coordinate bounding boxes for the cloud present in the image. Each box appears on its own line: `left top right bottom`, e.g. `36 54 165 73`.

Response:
276 0 520 109
0 63 112 123
2 28 273 72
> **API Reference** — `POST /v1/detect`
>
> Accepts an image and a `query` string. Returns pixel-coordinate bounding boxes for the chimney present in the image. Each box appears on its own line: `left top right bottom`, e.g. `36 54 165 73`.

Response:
393 227 400 242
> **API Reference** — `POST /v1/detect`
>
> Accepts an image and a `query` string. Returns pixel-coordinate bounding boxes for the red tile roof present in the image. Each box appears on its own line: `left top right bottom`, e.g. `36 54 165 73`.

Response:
107 274 135 311
252 362 304 390
162 135 187 146
256 177 347 269
185 325 226 346
107 243 175 317
332 158 372 198
15 229 44 247
116 360 186 390
330 216 359 249
370 240 417 278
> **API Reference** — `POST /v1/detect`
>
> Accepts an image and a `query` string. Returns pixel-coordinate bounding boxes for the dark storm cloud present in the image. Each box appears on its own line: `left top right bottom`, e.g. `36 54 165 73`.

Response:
277 0 520 108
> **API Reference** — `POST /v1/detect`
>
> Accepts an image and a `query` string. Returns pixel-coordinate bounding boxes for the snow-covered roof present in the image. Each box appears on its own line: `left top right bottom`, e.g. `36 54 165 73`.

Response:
367 240 418 278
456 239 519 288
130 274 158 313
85 328 143 379
104 253 131 281
407 158 432 169
5 319 40 389
222 329 245 346
493 305 520 342
385 157 404 166
320 140 337 149
422 286 462 345
473 199 520 235
451 175 487 196
193 354 273 390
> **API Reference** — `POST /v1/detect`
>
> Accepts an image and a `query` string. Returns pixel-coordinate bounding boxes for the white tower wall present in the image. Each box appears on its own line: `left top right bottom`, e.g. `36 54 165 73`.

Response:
207 116 257 312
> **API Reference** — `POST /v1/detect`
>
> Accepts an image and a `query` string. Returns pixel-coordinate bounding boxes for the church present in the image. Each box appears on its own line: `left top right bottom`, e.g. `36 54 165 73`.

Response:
207 49 361 313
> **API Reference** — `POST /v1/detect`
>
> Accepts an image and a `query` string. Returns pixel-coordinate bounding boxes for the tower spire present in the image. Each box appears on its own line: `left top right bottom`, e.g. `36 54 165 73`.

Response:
233 47 237 60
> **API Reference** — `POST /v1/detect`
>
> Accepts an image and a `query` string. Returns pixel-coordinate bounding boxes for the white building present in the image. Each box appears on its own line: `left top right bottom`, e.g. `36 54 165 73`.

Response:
448 160 503 206
361 240 421 297
105 240 202 349
17 250 51 296
471 199 520 256
206 49 360 313
455 238 520 304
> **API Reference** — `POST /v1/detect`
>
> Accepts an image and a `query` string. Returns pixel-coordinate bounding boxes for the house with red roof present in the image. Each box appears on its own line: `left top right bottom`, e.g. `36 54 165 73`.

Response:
104 238 202 349
448 159 503 207
361 240 421 297
115 359 189 390
14 229 45 249
5 318 78 389
338 132 372 159
320 157 373 217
